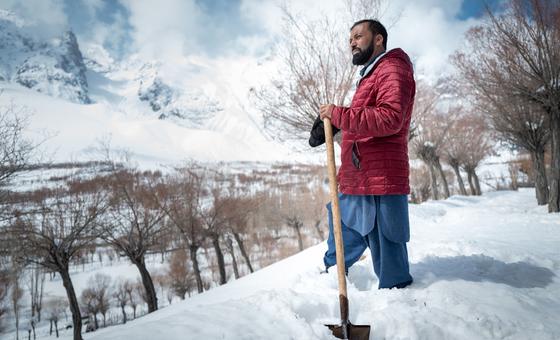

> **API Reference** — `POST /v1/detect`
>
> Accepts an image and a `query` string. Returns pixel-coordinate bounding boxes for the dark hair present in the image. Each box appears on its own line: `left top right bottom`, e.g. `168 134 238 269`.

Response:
351 19 387 49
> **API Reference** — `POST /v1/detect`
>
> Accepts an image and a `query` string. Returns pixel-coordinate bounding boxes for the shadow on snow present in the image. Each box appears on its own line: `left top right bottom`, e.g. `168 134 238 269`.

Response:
410 254 555 289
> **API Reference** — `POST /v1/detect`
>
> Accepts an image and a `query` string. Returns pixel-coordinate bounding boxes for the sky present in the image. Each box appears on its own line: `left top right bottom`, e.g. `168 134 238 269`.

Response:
0 0 504 80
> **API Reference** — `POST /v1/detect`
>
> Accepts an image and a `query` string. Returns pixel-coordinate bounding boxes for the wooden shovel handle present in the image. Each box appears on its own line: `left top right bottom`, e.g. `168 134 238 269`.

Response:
324 118 349 322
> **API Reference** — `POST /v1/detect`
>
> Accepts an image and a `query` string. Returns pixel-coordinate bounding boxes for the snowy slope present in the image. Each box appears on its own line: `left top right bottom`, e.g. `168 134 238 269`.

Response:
46 188 558 340
0 82 321 168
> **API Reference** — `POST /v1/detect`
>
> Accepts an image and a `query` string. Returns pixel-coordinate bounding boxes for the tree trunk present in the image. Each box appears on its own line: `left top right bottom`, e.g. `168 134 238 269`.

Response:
36 275 43 322
530 148 549 205
50 320 53 336
189 245 204 293
294 222 304 251
451 163 467 195
131 256 158 313
226 237 239 279
467 169 476 195
314 219 325 240
211 234 227 285
508 163 519 190
233 233 253 273
435 158 450 198
549 110 560 212
121 305 127 324
473 170 482 195
102 313 106 327
13 280 20 340
54 320 59 338
428 163 439 200
93 313 99 330
59 268 83 340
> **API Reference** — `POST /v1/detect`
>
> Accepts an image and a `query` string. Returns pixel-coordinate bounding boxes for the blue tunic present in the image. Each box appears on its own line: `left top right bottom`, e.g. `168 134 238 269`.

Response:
324 193 413 289
326 193 410 242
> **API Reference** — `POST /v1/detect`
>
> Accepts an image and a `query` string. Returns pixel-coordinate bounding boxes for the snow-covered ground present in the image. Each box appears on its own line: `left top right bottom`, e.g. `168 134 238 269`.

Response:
39 188 558 340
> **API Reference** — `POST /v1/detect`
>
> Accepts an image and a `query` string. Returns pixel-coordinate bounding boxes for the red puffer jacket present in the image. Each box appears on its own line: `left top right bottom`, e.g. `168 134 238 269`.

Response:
331 48 415 195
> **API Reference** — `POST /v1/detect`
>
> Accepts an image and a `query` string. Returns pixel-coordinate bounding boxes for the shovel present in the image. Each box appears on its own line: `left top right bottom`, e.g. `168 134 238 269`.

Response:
323 118 371 340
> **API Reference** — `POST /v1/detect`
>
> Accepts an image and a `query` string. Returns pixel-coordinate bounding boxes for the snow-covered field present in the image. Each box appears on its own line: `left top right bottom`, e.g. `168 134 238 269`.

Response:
39 188 558 340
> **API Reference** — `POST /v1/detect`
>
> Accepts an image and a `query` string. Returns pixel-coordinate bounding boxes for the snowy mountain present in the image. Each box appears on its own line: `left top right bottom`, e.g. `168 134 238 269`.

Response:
0 10 322 166
0 10 90 104
4 188 557 340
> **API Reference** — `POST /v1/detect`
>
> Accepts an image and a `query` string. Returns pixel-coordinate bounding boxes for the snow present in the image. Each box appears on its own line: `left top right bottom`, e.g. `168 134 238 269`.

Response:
45 188 559 340
0 82 324 169
0 13 327 168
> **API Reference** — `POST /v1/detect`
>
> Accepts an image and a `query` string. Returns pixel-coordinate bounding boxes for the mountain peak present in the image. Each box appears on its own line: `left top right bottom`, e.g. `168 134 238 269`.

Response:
3 24 92 104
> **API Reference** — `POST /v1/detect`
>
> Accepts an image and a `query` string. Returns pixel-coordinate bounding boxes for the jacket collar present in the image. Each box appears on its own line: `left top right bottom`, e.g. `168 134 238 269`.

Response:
357 50 388 86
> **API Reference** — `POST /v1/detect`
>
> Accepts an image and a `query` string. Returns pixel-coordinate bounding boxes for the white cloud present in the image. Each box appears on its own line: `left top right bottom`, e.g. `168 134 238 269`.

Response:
235 0 481 81
0 0 68 39
0 0 486 84
79 0 105 18
118 0 206 61
387 0 482 80
237 0 483 79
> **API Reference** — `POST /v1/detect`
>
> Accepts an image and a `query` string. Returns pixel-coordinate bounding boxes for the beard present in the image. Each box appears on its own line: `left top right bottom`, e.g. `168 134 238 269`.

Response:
352 41 374 66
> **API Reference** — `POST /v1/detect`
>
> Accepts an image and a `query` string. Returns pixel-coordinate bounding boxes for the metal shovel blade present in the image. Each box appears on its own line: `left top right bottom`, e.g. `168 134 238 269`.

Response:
326 322 371 340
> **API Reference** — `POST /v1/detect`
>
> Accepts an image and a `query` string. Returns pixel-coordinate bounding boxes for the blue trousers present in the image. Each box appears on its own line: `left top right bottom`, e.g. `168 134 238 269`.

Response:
323 195 413 289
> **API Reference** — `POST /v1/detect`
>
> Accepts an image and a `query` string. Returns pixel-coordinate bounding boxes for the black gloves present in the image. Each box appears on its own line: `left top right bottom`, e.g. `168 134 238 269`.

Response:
308 114 340 147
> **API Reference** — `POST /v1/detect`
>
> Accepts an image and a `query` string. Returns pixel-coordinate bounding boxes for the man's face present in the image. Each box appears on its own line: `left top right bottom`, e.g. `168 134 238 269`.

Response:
349 23 384 66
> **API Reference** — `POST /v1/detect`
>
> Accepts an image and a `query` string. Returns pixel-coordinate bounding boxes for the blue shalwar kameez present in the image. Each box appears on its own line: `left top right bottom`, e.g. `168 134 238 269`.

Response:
324 194 413 289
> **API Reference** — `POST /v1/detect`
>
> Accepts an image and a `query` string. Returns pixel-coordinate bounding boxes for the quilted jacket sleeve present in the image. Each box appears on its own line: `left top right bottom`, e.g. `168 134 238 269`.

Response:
331 58 414 137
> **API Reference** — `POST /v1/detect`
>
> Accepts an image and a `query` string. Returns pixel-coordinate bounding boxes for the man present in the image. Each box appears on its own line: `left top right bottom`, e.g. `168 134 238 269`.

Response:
309 19 415 289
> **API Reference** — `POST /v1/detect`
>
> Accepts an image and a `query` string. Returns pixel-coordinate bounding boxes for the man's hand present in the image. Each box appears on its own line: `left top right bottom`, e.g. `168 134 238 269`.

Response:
319 104 335 121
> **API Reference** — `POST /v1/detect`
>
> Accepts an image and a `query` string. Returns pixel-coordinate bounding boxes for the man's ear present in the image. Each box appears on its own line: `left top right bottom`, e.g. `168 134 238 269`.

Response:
375 34 384 48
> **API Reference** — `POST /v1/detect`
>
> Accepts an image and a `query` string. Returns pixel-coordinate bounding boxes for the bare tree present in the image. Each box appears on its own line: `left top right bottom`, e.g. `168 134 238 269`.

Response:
11 263 23 340
86 273 111 328
101 169 168 313
411 106 456 200
112 278 129 324
453 0 560 211
228 196 258 274
160 166 207 293
80 288 99 330
224 237 239 280
45 297 67 338
0 268 10 332
10 182 108 340
410 165 432 203
482 94 549 202
461 113 494 195
409 79 442 141
200 177 235 286
150 270 169 307
443 114 471 196
122 280 138 319
309 186 329 240
28 314 37 340
278 189 314 252
252 1 386 141
28 265 45 322
167 248 192 299
0 101 41 221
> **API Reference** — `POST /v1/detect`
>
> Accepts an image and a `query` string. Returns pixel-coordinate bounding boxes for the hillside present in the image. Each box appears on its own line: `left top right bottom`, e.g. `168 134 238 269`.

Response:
30 188 559 340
